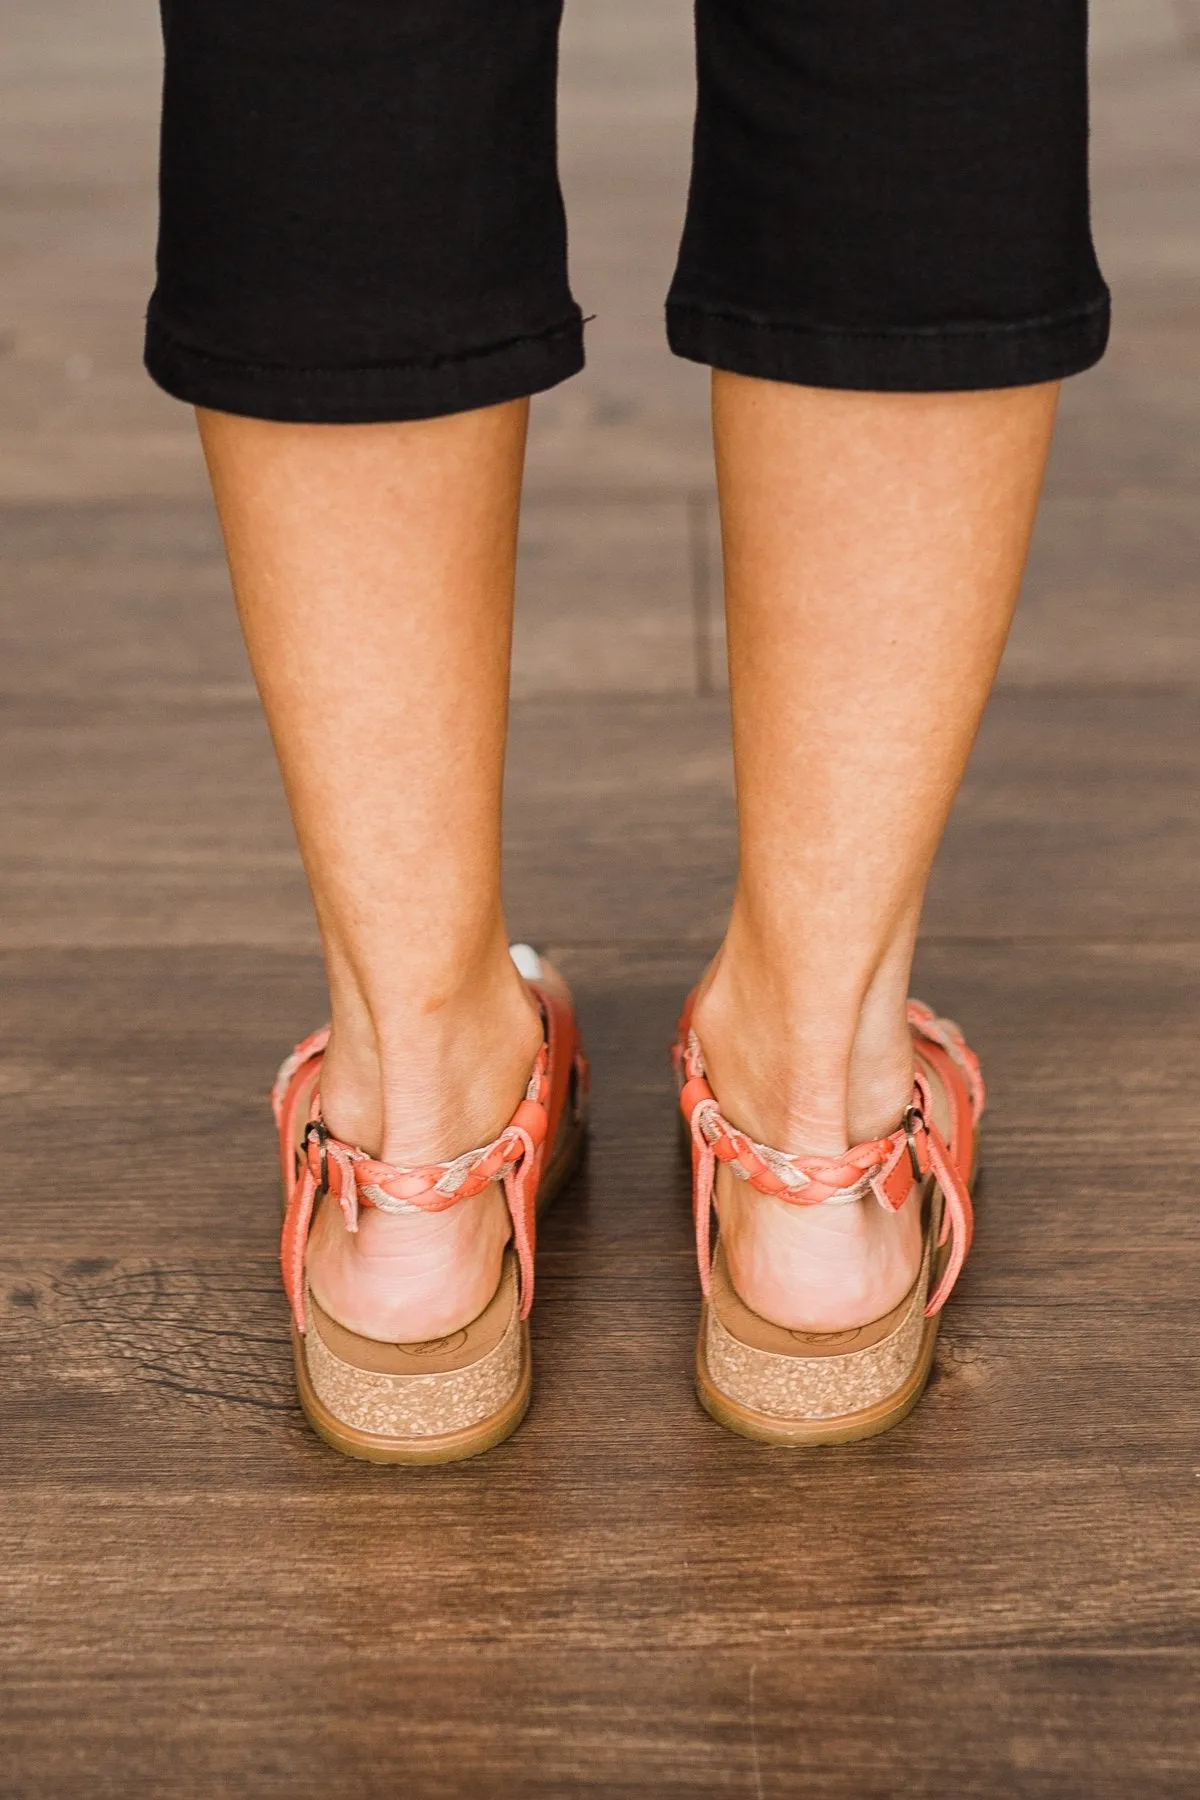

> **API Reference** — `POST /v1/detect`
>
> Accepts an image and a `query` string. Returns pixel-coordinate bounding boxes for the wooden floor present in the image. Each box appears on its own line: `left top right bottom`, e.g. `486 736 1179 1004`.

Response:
2 2 1198 1794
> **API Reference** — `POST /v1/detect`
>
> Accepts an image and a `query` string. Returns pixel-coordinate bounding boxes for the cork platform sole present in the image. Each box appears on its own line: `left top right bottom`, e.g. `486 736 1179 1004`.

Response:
695 1147 978 1447
286 1081 587 1466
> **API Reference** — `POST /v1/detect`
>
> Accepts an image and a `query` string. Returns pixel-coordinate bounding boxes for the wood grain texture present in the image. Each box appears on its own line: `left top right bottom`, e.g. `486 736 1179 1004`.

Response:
506 689 1200 945
1004 488 1200 686
2 1650 1193 1800
514 493 698 697
8 663 1197 949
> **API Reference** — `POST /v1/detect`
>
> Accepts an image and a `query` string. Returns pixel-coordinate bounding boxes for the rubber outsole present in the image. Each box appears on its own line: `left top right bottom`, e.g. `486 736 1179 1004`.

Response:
694 1300 941 1447
293 1321 534 1465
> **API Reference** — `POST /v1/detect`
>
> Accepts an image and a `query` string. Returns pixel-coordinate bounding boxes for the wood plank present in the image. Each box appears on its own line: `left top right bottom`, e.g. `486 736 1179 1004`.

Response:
0 493 705 704
1 1648 1193 1800
0 0 205 502
0 502 244 700
0 687 1197 948
0 694 311 950
1048 336 1200 497
514 493 697 696
525 1 712 498
0 938 1196 1305
506 689 1200 945
4 1243 1197 1484
0 920 1195 1498
1004 488 1200 687
5 484 1199 717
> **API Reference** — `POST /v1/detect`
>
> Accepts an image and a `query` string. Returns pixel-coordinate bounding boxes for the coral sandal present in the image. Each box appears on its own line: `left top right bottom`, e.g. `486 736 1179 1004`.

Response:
273 948 588 1464
675 997 984 1446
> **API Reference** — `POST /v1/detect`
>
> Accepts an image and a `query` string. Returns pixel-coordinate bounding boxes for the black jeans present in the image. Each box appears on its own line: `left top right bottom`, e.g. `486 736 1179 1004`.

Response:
146 0 1109 423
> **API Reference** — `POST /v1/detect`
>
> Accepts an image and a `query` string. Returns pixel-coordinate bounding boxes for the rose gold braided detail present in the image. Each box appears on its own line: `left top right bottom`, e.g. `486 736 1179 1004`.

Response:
270 1025 330 1126
907 1000 986 1122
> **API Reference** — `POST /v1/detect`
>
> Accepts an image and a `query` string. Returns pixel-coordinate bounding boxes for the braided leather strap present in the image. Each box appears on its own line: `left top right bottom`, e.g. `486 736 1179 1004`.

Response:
676 1000 984 1319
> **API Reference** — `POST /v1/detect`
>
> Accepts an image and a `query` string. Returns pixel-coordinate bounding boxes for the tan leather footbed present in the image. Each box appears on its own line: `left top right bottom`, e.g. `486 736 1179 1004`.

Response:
309 1252 517 1375
707 1216 927 1359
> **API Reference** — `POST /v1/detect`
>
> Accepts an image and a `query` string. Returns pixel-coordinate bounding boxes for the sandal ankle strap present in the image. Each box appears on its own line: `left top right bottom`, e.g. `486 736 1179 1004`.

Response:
675 999 984 1319
274 1029 551 1333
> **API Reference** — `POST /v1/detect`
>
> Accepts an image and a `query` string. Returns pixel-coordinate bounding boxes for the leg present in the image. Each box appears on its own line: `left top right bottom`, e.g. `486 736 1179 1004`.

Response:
691 376 1058 1330
201 404 542 1342
670 1 1105 1334
148 0 582 1351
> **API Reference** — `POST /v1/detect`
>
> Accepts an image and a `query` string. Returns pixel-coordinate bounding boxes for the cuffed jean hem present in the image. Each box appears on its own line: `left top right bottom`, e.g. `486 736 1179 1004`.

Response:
143 306 586 423
665 290 1111 393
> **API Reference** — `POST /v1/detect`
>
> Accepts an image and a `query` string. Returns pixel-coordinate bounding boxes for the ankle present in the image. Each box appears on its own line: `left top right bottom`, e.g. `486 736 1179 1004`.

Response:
319 952 543 1165
690 938 913 1156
